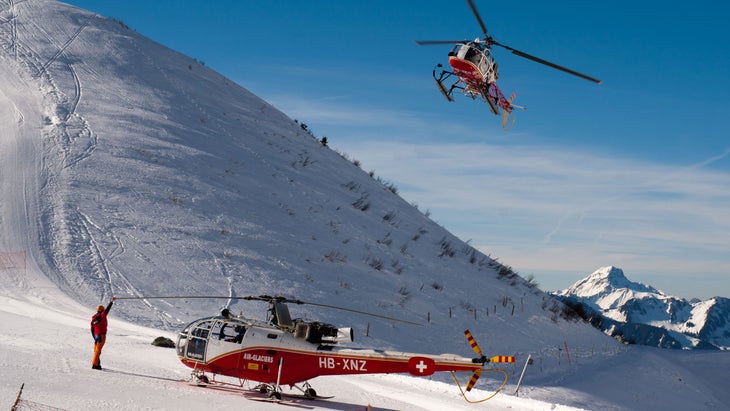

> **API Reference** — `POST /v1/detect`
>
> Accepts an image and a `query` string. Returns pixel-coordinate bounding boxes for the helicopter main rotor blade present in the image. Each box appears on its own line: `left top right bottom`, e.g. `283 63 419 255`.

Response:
300 301 423 326
114 295 294 302
415 40 468 46
116 294 423 326
466 0 489 37
491 40 602 84
241 295 424 326
114 295 235 300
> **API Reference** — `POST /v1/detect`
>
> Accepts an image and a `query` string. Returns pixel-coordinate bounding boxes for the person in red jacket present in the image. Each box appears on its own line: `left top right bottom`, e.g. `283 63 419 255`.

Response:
91 297 116 370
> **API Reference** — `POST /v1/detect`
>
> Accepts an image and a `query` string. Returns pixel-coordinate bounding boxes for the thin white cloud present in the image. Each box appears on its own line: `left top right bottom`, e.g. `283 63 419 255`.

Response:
266 94 419 128
337 139 730 298
249 88 730 298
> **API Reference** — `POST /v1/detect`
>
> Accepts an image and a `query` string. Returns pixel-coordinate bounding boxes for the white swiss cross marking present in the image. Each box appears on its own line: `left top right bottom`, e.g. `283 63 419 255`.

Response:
415 360 428 373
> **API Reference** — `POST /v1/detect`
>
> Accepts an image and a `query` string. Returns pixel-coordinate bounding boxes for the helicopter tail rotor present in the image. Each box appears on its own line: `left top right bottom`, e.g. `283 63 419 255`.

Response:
450 330 514 403
462 330 516 392
464 329 518 364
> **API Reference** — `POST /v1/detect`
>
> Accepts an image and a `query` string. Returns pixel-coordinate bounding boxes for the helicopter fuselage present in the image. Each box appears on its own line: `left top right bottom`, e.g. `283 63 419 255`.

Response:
415 0 601 125
176 315 483 386
448 42 498 86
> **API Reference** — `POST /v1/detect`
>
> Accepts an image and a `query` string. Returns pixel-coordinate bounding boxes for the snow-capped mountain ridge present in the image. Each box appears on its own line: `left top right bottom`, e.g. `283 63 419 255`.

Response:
560 266 662 321
555 266 730 349
568 266 660 296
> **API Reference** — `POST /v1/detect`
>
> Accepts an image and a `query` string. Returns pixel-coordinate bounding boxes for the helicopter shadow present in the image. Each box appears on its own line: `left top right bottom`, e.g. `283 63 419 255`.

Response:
104 367 399 410
184 378 398 411
101 367 184 383
299 398 398 411
231 385 399 411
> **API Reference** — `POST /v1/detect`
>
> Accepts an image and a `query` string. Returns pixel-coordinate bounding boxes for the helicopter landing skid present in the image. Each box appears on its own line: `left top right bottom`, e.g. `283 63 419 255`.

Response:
432 65 456 102
190 369 211 387
433 65 501 116
253 382 333 401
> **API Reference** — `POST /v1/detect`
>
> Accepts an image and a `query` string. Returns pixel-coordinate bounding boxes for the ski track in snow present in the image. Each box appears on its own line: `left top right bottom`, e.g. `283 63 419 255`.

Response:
133 32 306 190
37 20 88 75
0 0 20 61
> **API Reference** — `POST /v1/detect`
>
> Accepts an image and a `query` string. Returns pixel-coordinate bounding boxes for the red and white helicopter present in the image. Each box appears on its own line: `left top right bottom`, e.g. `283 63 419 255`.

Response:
416 0 601 127
128 295 516 403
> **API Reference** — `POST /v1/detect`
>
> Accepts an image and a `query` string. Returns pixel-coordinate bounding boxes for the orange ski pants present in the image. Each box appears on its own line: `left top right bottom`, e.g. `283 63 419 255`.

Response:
92 334 106 367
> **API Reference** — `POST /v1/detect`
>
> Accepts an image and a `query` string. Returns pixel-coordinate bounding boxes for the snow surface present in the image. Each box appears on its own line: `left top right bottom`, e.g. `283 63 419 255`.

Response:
1 1 729 409
2 286 730 410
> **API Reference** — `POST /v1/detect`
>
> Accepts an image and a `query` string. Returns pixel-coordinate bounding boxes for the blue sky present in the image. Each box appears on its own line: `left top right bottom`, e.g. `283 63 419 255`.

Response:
65 0 730 299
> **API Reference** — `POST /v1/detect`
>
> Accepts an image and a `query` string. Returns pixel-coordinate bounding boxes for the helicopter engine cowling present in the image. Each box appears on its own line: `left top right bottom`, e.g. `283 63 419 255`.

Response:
293 321 353 344
328 327 354 343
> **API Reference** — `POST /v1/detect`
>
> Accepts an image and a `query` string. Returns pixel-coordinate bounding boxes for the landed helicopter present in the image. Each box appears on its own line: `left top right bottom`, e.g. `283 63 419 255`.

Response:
416 0 601 127
119 294 516 403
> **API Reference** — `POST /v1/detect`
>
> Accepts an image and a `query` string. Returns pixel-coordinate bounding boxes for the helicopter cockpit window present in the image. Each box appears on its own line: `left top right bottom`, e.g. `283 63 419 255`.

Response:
213 320 247 343
454 44 483 66
185 320 214 361
456 44 471 60
191 320 213 339
210 320 246 344
176 332 187 357
212 320 225 340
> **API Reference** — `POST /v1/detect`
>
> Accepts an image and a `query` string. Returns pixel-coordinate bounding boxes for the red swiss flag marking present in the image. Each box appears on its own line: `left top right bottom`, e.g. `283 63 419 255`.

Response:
407 356 435 376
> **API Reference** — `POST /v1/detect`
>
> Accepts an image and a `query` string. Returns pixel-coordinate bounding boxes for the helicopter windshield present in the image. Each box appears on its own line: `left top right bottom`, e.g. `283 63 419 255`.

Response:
453 44 479 62
178 319 214 361
450 43 497 83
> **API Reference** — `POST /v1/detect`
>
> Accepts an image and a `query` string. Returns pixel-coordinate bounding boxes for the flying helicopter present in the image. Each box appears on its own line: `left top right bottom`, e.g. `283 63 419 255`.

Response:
416 0 601 127
117 294 516 403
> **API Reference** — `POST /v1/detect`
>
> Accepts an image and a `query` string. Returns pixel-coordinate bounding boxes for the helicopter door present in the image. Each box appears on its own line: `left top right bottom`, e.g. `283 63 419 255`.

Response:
182 320 214 361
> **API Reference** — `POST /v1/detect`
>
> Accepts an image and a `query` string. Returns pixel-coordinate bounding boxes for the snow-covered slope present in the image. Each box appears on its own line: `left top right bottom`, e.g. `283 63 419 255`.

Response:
554 267 730 349
0 0 613 358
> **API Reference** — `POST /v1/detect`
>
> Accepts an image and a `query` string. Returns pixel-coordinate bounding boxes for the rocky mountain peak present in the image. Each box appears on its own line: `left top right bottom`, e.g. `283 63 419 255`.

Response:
560 266 660 299
554 267 730 349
